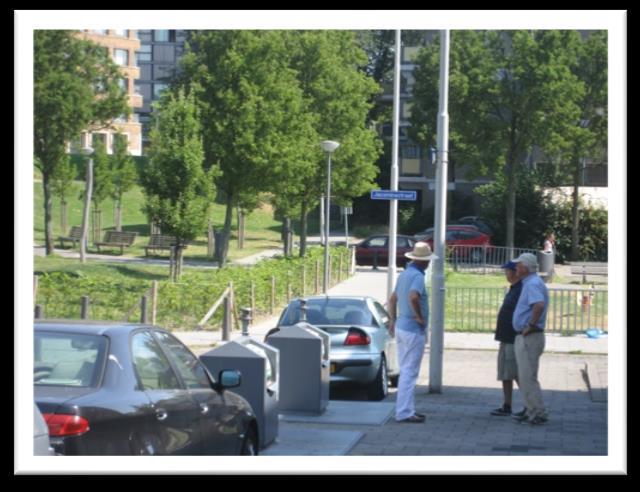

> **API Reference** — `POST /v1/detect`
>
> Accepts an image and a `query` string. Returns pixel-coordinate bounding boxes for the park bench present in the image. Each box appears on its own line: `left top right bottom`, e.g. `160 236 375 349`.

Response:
144 234 188 257
95 230 138 255
570 264 608 283
57 226 83 249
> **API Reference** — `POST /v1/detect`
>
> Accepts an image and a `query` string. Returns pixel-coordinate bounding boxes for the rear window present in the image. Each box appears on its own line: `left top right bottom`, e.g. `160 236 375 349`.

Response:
279 299 374 327
34 332 108 387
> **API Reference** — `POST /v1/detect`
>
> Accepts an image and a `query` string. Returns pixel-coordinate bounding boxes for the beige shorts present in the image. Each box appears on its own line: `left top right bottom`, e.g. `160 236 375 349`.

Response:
497 342 518 381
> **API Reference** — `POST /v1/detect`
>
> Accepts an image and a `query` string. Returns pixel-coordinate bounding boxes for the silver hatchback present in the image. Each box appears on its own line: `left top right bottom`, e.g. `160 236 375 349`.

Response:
275 296 400 401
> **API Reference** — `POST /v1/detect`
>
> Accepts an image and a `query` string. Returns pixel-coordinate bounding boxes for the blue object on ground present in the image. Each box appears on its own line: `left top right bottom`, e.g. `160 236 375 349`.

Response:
586 328 607 339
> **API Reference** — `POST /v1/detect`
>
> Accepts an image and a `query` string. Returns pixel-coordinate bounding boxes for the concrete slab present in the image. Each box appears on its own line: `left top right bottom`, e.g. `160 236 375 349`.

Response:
261 424 363 456
279 400 395 426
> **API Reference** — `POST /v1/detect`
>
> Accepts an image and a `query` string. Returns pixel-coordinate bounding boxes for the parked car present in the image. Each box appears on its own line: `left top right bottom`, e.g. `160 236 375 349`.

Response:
455 216 494 236
34 403 54 456
269 296 400 401
414 225 492 263
34 320 259 456
355 234 416 268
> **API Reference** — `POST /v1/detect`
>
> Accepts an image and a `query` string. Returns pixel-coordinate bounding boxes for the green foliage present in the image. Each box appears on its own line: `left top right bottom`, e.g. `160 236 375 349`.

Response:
110 133 138 204
552 200 608 262
34 30 129 253
475 169 556 249
143 88 215 248
36 246 353 330
89 138 113 209
50 154 76 203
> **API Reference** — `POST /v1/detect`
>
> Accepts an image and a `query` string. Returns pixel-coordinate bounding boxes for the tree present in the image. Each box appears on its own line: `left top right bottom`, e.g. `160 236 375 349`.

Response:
177 31 315 266
285 31 382 256
141 88 215 281
34 30 129 254
50 153 76 233
111 133 138 231
541 31 607 261
410 30 584 251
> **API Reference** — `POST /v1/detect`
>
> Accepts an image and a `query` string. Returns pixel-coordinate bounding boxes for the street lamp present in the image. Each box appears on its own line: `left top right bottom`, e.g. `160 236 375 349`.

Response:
79 136 94 263
320 140 340 294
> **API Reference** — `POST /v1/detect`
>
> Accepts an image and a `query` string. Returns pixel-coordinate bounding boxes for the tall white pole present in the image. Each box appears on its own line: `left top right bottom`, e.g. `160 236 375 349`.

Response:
324 155 332 294
387 29 401 301
429 29 450 394
319 194 325 246
80 151 93 264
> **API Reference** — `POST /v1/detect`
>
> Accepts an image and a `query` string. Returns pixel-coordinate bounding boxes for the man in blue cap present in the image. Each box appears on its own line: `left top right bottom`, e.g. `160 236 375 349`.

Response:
490 260 523 417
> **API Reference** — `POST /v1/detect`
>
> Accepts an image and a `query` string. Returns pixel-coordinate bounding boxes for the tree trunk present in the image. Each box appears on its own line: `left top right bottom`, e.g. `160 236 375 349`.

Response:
60 199 67 235
571 160 581 261
43 172 54 255
220 193 234 268
505 160 517 256
115 200 123 232
283 216 291 256
299 200 308 258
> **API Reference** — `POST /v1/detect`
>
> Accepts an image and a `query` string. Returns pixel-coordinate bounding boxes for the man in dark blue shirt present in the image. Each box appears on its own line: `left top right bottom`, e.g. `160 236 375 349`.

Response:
490 261 523 417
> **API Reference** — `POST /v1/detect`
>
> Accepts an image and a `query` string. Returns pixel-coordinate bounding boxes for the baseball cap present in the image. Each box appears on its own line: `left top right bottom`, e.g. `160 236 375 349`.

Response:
512 253 538 272
500 261 517 271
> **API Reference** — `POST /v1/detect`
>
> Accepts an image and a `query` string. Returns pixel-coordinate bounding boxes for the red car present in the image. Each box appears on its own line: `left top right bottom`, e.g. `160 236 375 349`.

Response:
414 226 492 263
355 235 416 268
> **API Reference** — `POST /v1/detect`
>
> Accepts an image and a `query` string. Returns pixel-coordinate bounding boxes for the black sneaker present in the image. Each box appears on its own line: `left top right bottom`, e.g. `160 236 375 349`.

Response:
490 405 512 416
512 413 529 423
513 408 527 417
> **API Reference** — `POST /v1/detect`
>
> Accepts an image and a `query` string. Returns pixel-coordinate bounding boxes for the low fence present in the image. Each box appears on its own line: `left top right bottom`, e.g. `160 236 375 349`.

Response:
447 245 539 273
446 286 608 334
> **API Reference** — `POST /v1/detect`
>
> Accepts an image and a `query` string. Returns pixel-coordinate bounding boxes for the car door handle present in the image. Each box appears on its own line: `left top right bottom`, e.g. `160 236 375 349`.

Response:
155 409 168 422
199 403 210 415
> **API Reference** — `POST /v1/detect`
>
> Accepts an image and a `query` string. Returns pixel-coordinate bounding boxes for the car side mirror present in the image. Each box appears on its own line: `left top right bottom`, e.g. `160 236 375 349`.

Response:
217 370 241 390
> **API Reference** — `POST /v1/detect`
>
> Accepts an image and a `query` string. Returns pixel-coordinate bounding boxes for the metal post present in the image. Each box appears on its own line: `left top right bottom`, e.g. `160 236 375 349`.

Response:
429 29 450 394
35 305 43 319
80 295 90 320
324 154 332 294
240 307 252 337
140 295 148 324
319 194 325 246
151 281 158 325
387 28 402 301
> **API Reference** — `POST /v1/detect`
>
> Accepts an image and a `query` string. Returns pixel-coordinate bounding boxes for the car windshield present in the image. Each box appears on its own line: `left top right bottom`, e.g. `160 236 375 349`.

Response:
280 299 374 327
34 332 108 387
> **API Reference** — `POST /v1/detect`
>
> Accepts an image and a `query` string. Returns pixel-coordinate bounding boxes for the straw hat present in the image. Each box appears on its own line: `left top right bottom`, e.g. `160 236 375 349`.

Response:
405 242 437 261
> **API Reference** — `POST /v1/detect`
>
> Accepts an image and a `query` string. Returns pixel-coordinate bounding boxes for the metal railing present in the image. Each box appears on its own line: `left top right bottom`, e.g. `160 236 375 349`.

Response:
446 245 538 273
445 286 608 334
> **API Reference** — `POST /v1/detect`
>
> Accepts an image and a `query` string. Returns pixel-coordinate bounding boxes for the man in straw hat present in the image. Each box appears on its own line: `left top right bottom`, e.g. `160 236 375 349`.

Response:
511 253 549 425
388 241 437 423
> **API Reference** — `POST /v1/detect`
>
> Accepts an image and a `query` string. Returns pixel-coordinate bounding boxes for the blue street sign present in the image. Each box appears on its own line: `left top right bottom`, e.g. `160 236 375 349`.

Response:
370 190 417 201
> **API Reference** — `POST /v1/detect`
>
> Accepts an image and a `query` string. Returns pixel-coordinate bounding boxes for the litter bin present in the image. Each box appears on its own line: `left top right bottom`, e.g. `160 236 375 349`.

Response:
199 337 279 449
266 322 330 414
537 250 555 283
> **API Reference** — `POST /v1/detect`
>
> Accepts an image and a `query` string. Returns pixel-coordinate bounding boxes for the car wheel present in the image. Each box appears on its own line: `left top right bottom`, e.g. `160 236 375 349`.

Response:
367 356 388 401
240 426 259 456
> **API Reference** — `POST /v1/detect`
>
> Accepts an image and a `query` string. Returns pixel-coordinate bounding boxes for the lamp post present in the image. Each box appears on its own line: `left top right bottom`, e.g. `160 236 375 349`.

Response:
79 137 94 264
320 140 340 293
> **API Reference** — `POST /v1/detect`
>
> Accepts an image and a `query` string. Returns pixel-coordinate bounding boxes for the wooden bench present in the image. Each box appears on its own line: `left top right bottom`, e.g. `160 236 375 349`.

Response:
570 264 608 283
95 230 138 255
57 226 83 249
144 234 187 257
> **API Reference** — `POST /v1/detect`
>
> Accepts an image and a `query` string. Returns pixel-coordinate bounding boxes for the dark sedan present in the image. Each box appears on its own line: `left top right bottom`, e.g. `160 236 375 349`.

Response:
34 320 259 455
355 234 416 268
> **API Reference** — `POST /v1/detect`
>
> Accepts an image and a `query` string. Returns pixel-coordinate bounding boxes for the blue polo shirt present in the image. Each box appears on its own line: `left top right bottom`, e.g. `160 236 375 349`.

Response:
512 274 549 333
394 262 429 335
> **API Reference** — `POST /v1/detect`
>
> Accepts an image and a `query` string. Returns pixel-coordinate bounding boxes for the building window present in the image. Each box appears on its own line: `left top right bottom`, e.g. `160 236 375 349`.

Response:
153 30 176 43
118 78 128 93
135 44 152 64
401 145 421 159
112 29 128 37
153 83 168 99
113 49 129 67
401 158 422 176
153 45 175 63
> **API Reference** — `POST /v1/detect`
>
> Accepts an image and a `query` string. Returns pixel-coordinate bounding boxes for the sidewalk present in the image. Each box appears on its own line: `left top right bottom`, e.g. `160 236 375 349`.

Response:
174 267 608 458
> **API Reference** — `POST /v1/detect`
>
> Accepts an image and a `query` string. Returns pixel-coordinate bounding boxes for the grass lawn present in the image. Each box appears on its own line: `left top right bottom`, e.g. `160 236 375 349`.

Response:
34 180 283 263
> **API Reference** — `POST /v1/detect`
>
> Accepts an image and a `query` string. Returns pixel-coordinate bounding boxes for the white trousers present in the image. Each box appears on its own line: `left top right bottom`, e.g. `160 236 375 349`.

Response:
395 329 427 421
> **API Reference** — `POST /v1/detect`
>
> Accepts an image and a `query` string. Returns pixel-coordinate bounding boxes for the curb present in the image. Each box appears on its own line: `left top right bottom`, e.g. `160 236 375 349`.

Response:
583 362 608 402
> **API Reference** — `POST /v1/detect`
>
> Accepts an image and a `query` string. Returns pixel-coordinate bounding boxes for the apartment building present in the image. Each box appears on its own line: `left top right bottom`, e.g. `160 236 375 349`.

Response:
75 30 143 156
134 29 189 153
